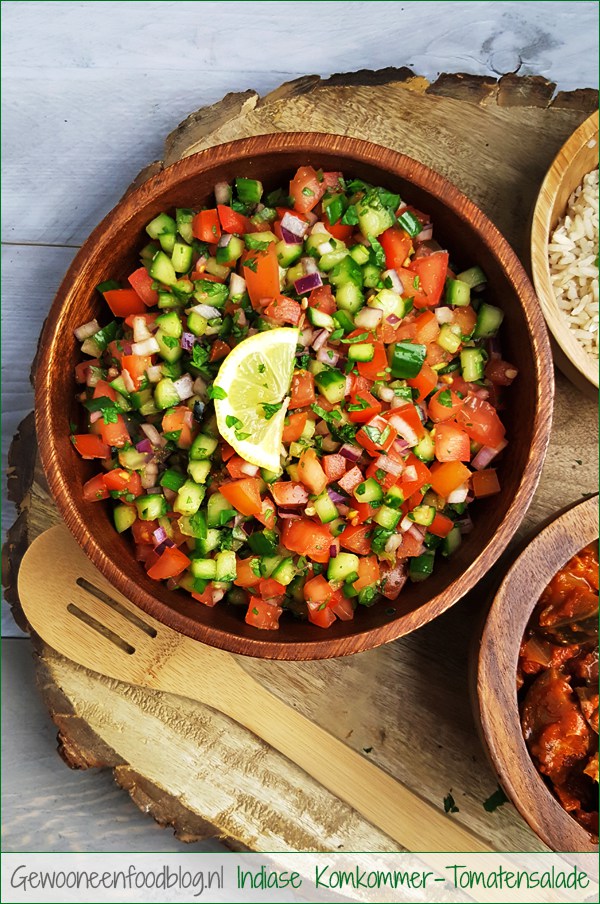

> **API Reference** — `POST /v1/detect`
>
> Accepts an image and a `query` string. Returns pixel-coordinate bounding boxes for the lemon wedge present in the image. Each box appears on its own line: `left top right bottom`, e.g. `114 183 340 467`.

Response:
213 328 299 471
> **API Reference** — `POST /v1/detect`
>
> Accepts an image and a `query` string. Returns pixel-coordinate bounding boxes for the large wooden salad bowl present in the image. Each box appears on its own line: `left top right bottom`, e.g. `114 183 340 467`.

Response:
35 132 553 659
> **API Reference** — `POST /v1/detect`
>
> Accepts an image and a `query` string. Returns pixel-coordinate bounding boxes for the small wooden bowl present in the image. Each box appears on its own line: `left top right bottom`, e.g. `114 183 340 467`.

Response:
35 132 553 660
475 495 599 852
530 111 599 396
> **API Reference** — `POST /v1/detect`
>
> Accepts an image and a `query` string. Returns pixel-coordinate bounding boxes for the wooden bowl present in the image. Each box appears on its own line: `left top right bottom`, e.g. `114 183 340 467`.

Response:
475 495 599 852
530 111 599 396
35 132 553 660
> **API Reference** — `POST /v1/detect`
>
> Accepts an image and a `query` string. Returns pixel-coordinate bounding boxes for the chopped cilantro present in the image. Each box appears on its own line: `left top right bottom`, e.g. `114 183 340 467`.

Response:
258 363 266 373
341 331 369 345
262 402 283 420
245 234 271 251
340 204 359 226
483 786 509 812
301 186 315 197
191 344 209 368
226 415 243 429
368 235 386 269
244 257 258 273
444 793 459 814
437 389 453 408
207 385 227 400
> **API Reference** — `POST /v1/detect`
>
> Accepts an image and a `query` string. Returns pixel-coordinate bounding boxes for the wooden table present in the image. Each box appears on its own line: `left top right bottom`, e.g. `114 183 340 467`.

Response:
4 58 599 854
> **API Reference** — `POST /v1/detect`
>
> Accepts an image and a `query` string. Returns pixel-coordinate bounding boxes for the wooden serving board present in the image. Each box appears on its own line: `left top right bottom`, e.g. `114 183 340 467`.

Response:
4 69 599 852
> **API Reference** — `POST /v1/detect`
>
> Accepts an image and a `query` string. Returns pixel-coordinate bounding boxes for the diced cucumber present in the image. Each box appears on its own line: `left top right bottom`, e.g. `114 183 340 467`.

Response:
389 341 426 379
260 554 283 578
109 375 130 398
146 213 177 254
160 468 187 492
332 310 355 333
171 240 193 274
175 208 195 244
327 552 359 582
442 525 462 556
190 433 218 460
118 447 148 470
248 529 279 556
473 303 504 339
157 290 178 310
150 250 177 286
383 485 405 509
190 558 217 580
173 480 205 515
409 551 435 582
348 342 374 363
313 491 338 524
215 550 237 582
456 266 487 290
437 322 462 354
362 263 382 289
204 258 230 280
353 477 384 505
195 528 221 555
187 460 211 484
276 240 303 267
260 466 282 483
304 231 332 254
155 329 182 363
413 431 435 463
356 197 394 238
460 348 486 382
329 256 363 288
328 517 346 536
271 557 296 586
161 360 182 380
319 248 349 271
155 310 182 339
194 279 228 307
135 494 168 521
154 377 181 410
306 306 335 331
235 177 263 205
216 235 245 264
374 504 401 529
178 511 206 539
408 504 436 526
349 244 371 265
187 311 208 337
300 418 316 441
139 397 159 417
113 504 136 533
206 492 235 528
335 281 364 313
314 367 346 404
445 278 471 307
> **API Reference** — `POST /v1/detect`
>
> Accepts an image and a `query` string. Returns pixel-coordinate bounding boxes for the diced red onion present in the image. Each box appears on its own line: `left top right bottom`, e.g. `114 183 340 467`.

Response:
74 319 100 341
155 538 176 556
336 503 350 517
415 224 433 242
317 241 333 255
181 332 196 352
136 438 153 454
163 487 177 504
456 516 474 535
237 309 248 327
106 366 119 381
132 316 152 342
121 368 136 393
472 443 505 470
214 181 231 206
387 314 403 326
403 464 417 482
315 419 330 436
317 347 339 365
345 375 353 395
354 307 383 329
310 222 329 235
278 511 301 520
382 270 403 294
182 408 194 429
385 534 404 553
378 386 395 403
390 396 407 410
86 368 102 388
280 226 303 246
321 436 340 452
388 414 420 447
312 329 329 351
192 375 207 396
304 210 318 225
327 488 347 504
329 544 338 558
152 526 168 546
474 388 490 400
144 486 160 495
89 410 103 424
435 306 455 324
131 337 160 356
281 211 309 239
189 303 222 320
141 423 167 448
240 462 259 477
300 327 314 347
218 233 232 249
173 374 194 401
447 483 469 504
302 256 319 275
416 402 428 424
375 454 404 476
146 364 163 383
229 272 246 296
211 589 225 604
295 272 323 294
340 443 361 462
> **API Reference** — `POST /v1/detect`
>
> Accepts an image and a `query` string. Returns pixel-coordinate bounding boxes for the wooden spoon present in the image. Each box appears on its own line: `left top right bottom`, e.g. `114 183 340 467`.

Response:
18 524 493 853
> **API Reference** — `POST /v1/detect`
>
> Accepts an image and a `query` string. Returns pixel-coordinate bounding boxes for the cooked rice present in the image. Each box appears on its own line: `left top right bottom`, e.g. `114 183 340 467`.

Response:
548 168 599 359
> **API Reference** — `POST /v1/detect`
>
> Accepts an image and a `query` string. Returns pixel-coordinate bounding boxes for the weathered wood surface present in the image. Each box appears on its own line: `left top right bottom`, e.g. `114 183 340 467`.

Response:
3 70 599 851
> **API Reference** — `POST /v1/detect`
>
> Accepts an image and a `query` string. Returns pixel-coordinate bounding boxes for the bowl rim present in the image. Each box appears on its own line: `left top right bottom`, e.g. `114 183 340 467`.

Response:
477 494 599 852
530 110 599 390
35 131 554 659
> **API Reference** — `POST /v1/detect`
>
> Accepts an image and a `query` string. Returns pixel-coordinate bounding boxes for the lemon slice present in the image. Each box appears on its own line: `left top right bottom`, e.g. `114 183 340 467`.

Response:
213 328 299 471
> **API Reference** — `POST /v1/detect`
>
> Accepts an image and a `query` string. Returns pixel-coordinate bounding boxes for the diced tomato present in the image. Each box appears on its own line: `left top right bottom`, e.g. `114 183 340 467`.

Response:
124 311 160 329
132 518 159 546
220 442 236 462
414 310 440 345
192 209 221 244
290 370 316 408
365 460 397 491
485 357 518 386
397 454 431 498
329 592 355 621
353 555 380 592
103 288 146 317
351 501 379 524
349 372 374 395
356 414 397 456
281 518 338 563
357 341 390 382
306 597 337 628
234 557 261 588
72 434 110 459
208 339 230 363
93 379 117 402
434 423 471 462
275 206 310 223
323 453 347 483
297 448 327 495
217 204 252 235
104 468 143 497
147 546 191 580
270 481 309 507
75 358 100 383
264 295 302 325
242 245 280 309
192 584 221 607
162 405 195 449
255 498 277 530
226 455 253 480
456 395 506 448
326 220 354 241
289 166 326 213
82 473 109 502
307 285 336 315
428 512 455 538
428 388 465 423
379 226 413 270
128 267 159 307
397 532 424 557
98 414 130 448
121 354 153 390
322 171 344 189
407 363 437 402
220 478 262 517
303 574 333 604
429 460 471 498
379 561 407 599
282 411 308 444
337 466 364 494
339 523 372 555
258 578 286 601
347 389 382 424
246 596 283 630
407 251 449 307
471 468 501 497
385 404 425 445
453 305 477 337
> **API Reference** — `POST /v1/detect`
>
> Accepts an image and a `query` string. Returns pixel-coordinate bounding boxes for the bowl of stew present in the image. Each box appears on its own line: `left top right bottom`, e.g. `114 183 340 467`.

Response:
475 494 598 852
35 132 553 659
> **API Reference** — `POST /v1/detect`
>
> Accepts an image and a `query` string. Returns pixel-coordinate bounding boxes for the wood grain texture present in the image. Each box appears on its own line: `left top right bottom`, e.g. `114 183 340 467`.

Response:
530 111 599 393
3 71 599 852
476 496 599 853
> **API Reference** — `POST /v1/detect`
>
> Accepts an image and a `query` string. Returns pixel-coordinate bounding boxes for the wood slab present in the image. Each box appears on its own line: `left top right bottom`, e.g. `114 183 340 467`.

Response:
4 69 599 851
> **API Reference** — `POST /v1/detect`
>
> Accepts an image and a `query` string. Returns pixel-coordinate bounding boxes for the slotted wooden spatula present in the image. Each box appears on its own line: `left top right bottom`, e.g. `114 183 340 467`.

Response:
18 524 493 853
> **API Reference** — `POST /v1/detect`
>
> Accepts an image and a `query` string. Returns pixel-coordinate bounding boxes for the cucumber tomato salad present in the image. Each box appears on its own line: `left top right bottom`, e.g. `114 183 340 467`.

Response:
72 166 517 630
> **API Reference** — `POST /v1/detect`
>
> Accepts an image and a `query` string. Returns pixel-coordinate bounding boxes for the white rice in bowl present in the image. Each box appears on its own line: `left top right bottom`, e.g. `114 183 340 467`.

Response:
548 168 599 358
